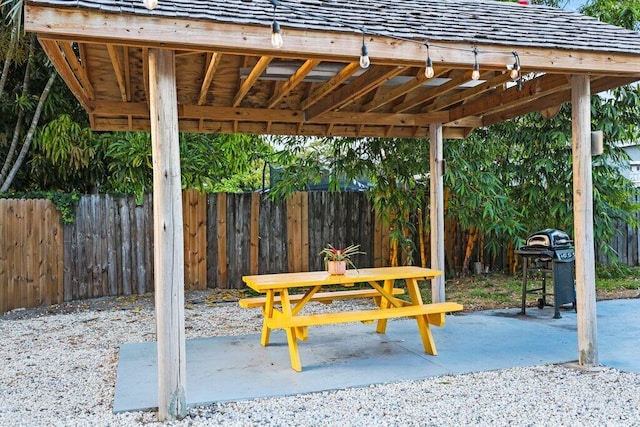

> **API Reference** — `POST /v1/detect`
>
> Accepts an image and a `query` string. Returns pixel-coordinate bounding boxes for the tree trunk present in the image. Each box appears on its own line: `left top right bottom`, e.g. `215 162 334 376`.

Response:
1 71 56 192
0 26 17 101
417 208 426 268
0 35 33 185
462 225 479 276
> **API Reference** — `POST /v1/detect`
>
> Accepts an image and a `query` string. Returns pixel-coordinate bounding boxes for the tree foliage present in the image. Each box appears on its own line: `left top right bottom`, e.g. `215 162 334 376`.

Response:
1 1 84 191
102 131 272 201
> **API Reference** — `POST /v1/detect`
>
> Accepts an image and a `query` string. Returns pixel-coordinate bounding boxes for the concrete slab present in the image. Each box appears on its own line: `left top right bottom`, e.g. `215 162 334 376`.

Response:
114 298 640 413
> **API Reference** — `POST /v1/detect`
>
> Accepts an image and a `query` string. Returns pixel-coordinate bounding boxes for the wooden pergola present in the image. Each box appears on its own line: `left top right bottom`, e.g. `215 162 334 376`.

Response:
25 0 640 420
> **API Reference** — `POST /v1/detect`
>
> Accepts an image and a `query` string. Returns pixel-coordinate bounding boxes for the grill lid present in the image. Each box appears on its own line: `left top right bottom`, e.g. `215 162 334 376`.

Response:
525 228 573 249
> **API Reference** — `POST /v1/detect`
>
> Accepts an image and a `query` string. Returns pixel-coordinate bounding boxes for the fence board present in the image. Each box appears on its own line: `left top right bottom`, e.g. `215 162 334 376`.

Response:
134 204 146 294
144 194 154 293
0 201 7 313
301 193 310 272
259 197 287 274
6 201 17 309
120 198 133 295
226 193 252 288
105 196 118 295
217 193 228 288
250 193 260 275
206 194 218 287
25 200 36 308
226 194 238 288
286 193 303 272
182 190 206 290
258 196 271 274
46 201 64 305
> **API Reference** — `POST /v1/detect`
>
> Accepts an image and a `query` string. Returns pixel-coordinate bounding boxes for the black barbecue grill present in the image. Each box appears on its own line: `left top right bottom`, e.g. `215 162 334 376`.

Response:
515 229 576 319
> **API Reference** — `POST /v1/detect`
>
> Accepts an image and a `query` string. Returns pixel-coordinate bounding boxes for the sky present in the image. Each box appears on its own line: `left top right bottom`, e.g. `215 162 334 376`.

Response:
563 0 587 11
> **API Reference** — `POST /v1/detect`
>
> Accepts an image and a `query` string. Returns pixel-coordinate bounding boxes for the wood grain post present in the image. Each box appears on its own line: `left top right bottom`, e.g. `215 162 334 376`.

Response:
571 75 598 366
430 123 446 303
148 48 187 421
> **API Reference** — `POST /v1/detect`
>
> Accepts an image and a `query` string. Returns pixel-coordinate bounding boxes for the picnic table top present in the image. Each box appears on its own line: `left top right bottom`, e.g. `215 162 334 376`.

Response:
242 266 441 292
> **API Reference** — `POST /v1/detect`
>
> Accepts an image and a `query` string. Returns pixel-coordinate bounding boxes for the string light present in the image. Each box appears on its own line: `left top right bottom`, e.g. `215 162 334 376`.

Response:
143 0 157 10
472 47 480 80
508 51 521 80
271 20 283 48
424 42 435 79
259 1 525 82
270 1 284 48
359 30 370 69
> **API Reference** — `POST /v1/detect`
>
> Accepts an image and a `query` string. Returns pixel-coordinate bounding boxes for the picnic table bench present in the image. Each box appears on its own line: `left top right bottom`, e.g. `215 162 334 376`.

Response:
241 266 463 371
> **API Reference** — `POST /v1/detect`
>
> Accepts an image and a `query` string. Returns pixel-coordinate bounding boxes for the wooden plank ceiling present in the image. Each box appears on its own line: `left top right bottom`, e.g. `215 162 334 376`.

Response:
24 0 640 139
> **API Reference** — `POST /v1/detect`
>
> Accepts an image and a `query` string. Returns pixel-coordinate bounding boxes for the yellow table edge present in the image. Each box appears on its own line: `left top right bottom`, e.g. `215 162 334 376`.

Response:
242 266 441 292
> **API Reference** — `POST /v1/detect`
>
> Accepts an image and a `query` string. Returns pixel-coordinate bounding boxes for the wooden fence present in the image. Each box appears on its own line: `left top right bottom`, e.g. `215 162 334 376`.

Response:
0 191 390 313
1 191 638 313
0 199 64 313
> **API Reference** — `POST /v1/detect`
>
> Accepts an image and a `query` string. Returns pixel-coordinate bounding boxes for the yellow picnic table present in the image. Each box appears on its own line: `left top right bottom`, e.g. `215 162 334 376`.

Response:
241 266 463 371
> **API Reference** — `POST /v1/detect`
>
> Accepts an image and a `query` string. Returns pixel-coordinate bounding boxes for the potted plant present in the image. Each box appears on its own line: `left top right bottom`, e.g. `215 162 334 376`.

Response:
319 243 365 275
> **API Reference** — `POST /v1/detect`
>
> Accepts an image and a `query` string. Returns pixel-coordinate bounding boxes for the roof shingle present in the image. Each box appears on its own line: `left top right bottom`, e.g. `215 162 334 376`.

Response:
26 0 640 54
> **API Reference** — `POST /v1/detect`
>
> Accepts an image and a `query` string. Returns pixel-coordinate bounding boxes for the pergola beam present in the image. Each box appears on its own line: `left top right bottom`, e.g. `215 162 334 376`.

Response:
430 123 445 303
450 73 571 122
424 71 513 113
232 55 272 107
267 59 321 109
26 4 640 75
198 52 222 105
106 44 128 102
88 102 449 127
148 48 187 421
571 75 598 367
393 71 473 113
305 65 405 120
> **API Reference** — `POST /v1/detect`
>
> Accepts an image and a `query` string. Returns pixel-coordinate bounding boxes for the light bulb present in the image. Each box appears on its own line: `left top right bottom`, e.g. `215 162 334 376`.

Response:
425 57 435 79
143 0 158 10
471 47 480 81
472 64 480 81
509 51 521 80
271 21 283 48
359 44 370 69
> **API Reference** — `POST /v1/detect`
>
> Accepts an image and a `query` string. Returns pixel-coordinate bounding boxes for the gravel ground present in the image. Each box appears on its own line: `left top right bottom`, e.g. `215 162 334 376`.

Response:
1 291 639 427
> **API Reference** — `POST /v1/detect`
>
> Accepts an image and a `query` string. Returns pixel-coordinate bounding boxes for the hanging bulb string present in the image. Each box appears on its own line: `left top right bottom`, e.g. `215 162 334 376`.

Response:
270 2 283 48
359 28 370 68
509 51 521 79
472 46 480 80
424 42 434 79
258 0 524 74
262 0 525 56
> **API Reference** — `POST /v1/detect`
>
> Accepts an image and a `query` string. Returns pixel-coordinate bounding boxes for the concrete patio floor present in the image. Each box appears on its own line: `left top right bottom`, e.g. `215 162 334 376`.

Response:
114 298 639 413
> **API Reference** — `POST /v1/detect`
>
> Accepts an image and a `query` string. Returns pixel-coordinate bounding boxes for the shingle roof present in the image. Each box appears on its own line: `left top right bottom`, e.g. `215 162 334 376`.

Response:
26 0 640 54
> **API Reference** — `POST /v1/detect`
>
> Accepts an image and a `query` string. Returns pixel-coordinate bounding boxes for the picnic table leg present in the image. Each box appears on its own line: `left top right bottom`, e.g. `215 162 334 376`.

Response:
280 289 302 372
376 279 395 334
260 290 275 346
406 278 437 355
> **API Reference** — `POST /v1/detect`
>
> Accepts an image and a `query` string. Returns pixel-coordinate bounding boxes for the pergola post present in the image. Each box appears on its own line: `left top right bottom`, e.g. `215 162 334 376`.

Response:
571 75 598 367
148 48 187 420
430 123 446 302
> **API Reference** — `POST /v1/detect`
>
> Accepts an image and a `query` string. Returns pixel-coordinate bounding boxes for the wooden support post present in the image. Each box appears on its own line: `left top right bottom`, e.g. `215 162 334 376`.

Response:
148 48 187 420
571 75 598 367
430 123 446 302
